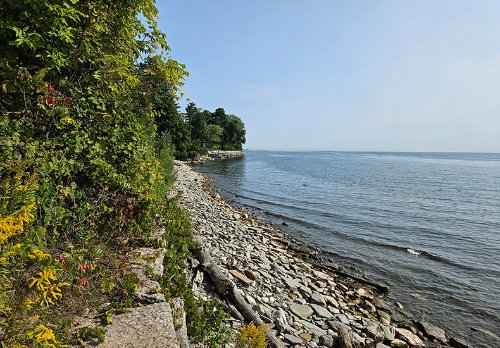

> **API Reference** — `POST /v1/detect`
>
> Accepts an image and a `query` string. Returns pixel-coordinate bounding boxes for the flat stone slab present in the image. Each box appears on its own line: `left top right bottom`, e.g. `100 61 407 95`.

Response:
290 303 314 318
418 321 446 343
229 269 254 285
100 302 179 348
310 303 333 318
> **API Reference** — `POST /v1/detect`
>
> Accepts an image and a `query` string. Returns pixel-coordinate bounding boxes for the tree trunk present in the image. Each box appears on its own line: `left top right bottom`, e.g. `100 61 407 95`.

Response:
191 238 285 348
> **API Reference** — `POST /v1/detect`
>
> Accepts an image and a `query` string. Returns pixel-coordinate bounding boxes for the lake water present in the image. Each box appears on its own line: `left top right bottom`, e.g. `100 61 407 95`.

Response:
197 151 500 348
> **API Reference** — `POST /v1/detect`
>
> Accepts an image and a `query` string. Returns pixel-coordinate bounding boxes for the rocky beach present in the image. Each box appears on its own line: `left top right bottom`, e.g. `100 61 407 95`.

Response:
174 160 470 348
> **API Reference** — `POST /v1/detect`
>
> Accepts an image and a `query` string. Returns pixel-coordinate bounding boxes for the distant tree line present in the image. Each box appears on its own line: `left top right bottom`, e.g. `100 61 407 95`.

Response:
143 65 246 159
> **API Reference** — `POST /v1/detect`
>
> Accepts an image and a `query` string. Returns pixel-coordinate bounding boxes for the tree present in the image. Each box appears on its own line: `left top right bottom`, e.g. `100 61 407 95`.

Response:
222 115 246 150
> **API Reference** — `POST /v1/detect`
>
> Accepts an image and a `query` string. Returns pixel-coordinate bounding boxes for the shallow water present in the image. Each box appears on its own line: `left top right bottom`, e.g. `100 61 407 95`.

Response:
197 151 500 348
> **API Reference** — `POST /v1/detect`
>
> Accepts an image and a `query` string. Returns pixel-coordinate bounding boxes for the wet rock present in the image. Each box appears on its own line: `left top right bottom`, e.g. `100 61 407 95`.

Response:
417 321 446 343
449 337 473 348
290 303 314 319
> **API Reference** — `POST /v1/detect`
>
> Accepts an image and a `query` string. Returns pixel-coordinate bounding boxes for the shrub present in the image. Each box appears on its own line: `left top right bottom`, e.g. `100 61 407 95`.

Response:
235 322 268 348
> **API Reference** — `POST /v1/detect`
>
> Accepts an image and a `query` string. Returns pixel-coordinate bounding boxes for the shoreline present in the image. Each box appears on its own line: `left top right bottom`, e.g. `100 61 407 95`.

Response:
173 160 469 348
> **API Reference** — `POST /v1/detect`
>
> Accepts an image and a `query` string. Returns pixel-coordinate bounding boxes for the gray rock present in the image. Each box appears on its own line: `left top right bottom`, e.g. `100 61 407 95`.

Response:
365 322 385 338
272 308 289 332
298 319 328 336
324 295 339 308
299 285 313 298
310 304 333 319
285 277 302 290
100 302 179 348
284 334 303 345
417 321 446 343
334 314 350 325
310 292 326 305
318 335 335 347
171 298 189 348
383 325 396 341
327 320 350 331
290 303 314 318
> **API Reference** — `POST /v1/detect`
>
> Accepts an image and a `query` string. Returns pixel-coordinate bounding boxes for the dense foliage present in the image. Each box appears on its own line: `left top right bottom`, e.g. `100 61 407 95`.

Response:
0 0 239 346
155 99 246 160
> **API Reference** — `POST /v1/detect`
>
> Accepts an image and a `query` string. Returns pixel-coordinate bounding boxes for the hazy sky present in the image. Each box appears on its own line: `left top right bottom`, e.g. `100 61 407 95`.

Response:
157 1 500 152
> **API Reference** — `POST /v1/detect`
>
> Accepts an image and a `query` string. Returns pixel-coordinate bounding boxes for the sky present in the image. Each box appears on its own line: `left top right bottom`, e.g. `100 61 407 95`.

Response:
157 1 500 152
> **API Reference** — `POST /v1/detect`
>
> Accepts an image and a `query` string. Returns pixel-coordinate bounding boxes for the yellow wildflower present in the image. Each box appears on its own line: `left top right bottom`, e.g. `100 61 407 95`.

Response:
28 249 51 262
0 203 35 245
29 269 70 306
22 298 35 310
27 324 57 348
30 269 57 291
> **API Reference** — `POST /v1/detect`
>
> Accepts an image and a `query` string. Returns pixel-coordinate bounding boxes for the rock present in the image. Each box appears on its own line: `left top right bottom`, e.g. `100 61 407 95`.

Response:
100 302 179 348
363 300 377 313
298 320 328 336
319 335 335 347
376 343 391 348
377 309 391 325
383 325 396 341
229 269 254 286
246 294 257 305
417 321 446 343
299 285 313 298
244 269 259 281
449 337 473 348
365 322 385 338
272 308 289 332
356 288 369 297
284 334 302 345
327 320 350 331
395 328 425 347
171 298 189 348
334 314 350 325
310 292 326 305
310 304 333 318
324 295 339 308
299 332 312 341
285 277 302 291
390 339 408 348
290 303 314 319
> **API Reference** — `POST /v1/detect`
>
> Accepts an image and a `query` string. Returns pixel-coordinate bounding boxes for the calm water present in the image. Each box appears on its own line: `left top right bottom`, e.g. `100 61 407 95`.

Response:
197 151 500 348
